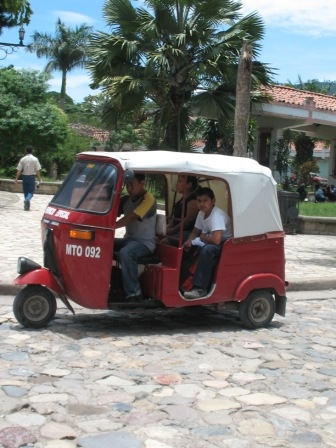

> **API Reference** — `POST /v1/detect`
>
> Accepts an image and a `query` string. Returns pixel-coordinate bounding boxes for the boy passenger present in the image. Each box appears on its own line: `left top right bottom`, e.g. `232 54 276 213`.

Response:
114 173 157 302
183 187 232 299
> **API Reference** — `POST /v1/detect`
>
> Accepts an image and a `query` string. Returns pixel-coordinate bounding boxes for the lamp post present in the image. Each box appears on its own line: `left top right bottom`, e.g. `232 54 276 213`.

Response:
0 26 26 60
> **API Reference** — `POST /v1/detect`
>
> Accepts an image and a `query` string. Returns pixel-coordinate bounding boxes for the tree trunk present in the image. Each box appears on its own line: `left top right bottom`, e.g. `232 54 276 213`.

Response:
163 88 184 151
49 162 58 179
59 69 67 110
233 41 252 157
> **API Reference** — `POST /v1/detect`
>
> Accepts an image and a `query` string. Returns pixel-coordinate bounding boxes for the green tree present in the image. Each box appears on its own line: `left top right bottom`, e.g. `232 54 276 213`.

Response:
78 93 161 146
87 0 272 151
298 160 320 186
46 90 74 108
109 123 144 151
55 130 92 176
273 128 293 189
0 0 32 33
293 133 315 167
203 116 257 155
0 66 68 176
292 133 318 185
77 93 108 127
287 76 335 95
27 18 92 109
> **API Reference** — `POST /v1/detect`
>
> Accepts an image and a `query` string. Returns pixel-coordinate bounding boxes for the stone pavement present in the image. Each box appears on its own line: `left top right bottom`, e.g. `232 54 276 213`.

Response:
1 191 336 447
0 291 336 447
1 190 336 294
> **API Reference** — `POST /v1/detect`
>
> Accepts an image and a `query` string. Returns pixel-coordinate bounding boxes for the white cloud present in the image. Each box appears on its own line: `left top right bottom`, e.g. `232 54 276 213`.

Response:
48 74 97 102
242 0 336 36
53 10 97 25
68 74 92 88
48 73 90 89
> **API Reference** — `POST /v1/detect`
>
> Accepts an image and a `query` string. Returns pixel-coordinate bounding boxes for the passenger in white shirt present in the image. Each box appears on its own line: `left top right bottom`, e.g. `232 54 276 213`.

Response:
183 187 232 300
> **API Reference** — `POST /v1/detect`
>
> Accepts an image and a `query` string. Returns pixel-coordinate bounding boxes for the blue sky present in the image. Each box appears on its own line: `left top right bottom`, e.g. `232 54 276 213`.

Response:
1 0 335 103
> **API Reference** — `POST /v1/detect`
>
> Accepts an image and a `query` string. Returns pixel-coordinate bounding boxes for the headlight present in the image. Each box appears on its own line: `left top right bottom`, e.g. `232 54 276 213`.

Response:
17 257 42 275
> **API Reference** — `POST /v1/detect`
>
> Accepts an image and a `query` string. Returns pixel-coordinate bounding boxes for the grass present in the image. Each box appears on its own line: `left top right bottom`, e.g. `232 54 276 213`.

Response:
299 201 336 217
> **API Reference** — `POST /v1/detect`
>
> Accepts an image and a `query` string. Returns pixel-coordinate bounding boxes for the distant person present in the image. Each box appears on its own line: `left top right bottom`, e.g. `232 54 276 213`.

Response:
161 175 198 246
296 183 307 201
182 187 232 300
290 171 298 185
314 184 326 202
15 145 42 211
326 184 336 202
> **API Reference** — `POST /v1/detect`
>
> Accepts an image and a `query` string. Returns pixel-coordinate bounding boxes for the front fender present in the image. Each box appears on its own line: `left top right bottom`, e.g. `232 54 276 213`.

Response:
15 268 64 297
235 273 286 301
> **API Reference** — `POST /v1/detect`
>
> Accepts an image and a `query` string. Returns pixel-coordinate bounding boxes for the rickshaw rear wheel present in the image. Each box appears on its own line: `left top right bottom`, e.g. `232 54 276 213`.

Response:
13 285 57 328
239 290 275 329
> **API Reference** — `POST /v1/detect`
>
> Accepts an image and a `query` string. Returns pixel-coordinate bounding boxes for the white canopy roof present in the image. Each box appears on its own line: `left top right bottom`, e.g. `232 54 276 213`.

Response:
81 151 283 238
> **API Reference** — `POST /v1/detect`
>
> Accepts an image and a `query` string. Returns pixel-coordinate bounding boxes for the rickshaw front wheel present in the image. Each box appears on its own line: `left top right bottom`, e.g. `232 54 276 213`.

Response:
239 290 275 329
13 286 57 329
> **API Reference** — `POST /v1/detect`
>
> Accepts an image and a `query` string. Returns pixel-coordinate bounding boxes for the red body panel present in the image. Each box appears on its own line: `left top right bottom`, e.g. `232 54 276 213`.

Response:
212 234 286 300
42 218 115 309
142 233 286 307
15 268 63 296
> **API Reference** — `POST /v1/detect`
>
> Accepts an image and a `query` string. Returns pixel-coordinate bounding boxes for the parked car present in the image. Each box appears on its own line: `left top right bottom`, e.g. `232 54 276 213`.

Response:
309 173 328 186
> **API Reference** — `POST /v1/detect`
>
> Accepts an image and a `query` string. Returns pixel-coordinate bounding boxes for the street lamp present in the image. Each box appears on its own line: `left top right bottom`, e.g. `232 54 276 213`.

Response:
0 26 26 60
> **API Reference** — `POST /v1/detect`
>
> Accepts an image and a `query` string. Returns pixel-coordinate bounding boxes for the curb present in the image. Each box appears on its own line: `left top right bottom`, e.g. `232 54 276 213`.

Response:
285 278 336 292
0 284 20 296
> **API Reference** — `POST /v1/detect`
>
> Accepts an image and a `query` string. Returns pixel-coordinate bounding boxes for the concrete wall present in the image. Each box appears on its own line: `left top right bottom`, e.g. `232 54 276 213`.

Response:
298 216 336 236
0 179 61 196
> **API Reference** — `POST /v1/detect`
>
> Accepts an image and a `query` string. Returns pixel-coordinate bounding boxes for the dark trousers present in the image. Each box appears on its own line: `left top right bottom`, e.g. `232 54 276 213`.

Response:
113 238 152 297
193 243 222 289
22 175 35 201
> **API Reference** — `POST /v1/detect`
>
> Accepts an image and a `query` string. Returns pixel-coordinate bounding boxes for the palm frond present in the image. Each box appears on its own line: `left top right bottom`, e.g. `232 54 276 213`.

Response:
190 90 234 120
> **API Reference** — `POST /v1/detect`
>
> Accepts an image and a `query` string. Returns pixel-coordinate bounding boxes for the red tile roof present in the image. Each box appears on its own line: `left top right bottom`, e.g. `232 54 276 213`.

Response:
261 85 336 112
69 123 109 142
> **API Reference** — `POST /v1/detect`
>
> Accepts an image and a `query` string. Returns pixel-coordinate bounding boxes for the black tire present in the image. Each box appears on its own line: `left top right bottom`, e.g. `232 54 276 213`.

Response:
239 290 275 329
13 286 57 328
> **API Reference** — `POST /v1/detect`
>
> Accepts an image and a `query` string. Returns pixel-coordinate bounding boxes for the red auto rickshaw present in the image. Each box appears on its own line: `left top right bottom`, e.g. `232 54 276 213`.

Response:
13 151 287 329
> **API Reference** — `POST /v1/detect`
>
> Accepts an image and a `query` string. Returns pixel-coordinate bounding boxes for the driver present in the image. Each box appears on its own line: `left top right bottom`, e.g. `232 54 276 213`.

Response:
114 173 157 302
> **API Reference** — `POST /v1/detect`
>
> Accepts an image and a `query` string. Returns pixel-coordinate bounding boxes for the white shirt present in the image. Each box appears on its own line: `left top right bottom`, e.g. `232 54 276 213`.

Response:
194 206 232 241
17 154 41 176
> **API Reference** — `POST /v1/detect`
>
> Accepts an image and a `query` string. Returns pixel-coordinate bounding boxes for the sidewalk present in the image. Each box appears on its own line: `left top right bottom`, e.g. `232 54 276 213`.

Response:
1 191 336 294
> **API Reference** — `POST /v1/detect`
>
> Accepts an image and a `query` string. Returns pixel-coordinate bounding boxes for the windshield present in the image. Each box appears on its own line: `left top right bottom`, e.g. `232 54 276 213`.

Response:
51 161 117 213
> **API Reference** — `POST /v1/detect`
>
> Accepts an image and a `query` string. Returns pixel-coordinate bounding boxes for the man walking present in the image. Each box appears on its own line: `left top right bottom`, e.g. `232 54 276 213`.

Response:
15 146 42 211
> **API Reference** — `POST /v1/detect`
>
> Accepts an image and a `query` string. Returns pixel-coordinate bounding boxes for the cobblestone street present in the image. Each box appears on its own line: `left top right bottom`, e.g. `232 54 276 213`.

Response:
1 291 336 447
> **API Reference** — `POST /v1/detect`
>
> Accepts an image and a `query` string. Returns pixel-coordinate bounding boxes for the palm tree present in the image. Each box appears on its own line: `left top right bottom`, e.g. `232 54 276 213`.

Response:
87 0 272 151
233 40 252 157
0 0 32 34
27 18 92 109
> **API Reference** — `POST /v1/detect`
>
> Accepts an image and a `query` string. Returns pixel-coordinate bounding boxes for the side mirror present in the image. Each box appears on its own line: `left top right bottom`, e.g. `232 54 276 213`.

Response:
123 169 135 184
